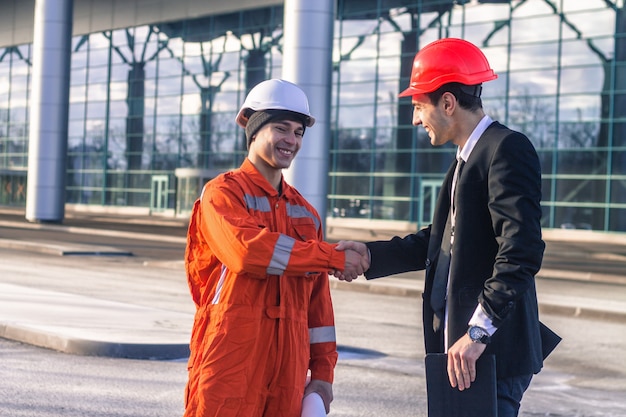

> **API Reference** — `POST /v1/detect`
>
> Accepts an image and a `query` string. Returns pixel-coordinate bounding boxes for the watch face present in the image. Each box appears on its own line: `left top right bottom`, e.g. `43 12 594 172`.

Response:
469 326 487 342
469 327 481 340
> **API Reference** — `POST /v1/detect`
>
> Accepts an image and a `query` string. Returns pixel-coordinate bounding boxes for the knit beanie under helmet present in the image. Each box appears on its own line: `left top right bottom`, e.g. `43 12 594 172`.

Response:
245 109 307 149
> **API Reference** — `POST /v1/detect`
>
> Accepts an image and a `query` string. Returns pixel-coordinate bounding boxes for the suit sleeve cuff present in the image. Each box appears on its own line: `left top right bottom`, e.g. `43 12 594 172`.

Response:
469 304 497 336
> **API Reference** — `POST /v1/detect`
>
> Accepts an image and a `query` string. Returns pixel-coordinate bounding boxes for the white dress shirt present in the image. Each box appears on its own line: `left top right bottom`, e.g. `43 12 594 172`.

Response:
444 115 496 350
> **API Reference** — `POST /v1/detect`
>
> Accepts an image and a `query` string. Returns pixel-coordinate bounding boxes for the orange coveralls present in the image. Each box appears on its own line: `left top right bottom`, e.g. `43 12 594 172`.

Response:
184 159 345 417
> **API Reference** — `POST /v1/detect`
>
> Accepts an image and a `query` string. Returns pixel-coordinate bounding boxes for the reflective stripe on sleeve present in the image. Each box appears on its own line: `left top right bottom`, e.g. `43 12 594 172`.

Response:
267 234 295 275
309 326 336 344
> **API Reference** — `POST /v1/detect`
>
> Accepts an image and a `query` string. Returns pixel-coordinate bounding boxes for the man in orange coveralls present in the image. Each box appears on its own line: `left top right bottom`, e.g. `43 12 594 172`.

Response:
184 79 367 417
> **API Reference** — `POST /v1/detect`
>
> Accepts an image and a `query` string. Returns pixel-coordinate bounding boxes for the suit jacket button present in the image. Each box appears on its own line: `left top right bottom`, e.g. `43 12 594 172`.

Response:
425 258 431 267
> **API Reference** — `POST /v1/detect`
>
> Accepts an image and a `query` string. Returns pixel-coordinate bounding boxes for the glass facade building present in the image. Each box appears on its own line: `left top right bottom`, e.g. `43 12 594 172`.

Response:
1 0 625 232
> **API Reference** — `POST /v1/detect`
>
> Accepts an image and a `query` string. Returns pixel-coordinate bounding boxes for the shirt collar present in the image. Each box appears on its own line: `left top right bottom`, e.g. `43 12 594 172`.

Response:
456 115 493 163
241 158 292 198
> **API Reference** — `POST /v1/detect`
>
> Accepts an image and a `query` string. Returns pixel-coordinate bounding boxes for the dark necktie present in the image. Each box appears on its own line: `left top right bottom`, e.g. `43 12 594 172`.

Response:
431 158 465 332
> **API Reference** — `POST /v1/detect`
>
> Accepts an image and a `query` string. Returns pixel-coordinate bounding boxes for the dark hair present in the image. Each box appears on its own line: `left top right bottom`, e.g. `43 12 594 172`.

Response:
427 82 483 111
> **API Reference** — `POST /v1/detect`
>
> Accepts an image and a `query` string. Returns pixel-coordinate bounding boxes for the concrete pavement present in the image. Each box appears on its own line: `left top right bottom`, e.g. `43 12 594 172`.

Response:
0 207 625 360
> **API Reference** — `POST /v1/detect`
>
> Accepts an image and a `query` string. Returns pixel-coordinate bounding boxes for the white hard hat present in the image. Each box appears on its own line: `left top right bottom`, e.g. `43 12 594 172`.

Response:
236 79 315 128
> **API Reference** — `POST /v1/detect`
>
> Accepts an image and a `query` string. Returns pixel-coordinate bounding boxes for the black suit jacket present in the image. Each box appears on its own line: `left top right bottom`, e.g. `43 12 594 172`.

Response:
366 122 547 379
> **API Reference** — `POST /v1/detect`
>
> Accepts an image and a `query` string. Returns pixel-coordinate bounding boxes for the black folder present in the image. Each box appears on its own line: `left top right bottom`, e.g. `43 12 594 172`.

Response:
425 353 497 417
540 321 562 359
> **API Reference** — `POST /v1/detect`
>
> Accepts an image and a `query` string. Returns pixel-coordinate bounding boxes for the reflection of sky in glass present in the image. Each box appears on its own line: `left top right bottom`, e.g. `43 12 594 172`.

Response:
332 1 614 129
0 1 619 153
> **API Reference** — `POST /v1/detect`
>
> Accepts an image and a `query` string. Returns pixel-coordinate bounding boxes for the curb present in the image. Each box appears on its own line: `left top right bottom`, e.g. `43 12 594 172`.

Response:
330 277 626 323
330 278 423 298
0 238 133 256
0 323 190 360
0 283 194 360
537 268 626 286
0 220 187 245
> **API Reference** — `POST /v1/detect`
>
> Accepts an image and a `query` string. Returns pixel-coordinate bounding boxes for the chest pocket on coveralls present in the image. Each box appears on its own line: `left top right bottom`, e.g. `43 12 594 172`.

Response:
291 217 317 241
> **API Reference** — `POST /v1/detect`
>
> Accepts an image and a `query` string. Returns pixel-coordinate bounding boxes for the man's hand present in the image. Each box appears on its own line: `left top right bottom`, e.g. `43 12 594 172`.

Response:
332 241 370 281
304 379 333 414
446 333 487 391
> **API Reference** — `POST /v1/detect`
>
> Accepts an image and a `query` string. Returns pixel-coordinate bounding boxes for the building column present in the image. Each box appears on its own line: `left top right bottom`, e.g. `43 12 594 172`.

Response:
282 0 335 229
25 0 73 223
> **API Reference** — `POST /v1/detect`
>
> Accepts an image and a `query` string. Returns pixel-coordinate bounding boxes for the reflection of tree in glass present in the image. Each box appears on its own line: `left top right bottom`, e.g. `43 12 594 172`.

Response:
482 1 626 230
158 8 285 161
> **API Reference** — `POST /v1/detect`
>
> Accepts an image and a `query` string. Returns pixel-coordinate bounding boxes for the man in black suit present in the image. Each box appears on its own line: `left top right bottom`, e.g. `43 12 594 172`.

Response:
335 38 556 417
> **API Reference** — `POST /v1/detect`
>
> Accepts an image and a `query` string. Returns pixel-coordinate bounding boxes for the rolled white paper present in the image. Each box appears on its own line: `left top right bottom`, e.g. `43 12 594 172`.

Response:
301 392 326 417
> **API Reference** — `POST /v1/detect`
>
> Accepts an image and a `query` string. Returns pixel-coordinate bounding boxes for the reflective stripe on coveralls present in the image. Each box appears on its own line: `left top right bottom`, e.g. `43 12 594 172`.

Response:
268 234 296 275
309 326 336 344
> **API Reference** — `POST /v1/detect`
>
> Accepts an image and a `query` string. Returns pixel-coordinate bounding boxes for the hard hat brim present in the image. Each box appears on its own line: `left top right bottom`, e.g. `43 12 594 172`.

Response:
398 86 425 98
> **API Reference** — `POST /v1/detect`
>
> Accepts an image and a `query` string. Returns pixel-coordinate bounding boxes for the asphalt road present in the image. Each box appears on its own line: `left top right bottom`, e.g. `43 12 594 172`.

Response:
1 277 625 417
1 209 626 416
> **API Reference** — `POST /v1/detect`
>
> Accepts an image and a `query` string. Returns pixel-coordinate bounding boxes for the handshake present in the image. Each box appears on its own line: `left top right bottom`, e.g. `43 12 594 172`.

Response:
330 240 370 282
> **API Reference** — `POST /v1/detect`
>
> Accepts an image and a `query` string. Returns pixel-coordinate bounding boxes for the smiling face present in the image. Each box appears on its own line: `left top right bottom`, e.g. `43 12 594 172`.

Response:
411 93 456 147
247 118 305 186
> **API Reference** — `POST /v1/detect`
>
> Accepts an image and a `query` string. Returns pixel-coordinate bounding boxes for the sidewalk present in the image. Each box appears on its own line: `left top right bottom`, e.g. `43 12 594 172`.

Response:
0 207 625 360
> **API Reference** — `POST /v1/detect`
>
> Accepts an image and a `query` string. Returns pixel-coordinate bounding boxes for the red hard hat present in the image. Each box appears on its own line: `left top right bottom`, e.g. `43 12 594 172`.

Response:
398 38 497 97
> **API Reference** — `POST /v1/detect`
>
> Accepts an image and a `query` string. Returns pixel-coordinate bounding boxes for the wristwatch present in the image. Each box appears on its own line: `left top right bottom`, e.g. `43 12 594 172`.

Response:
467 326 491 344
